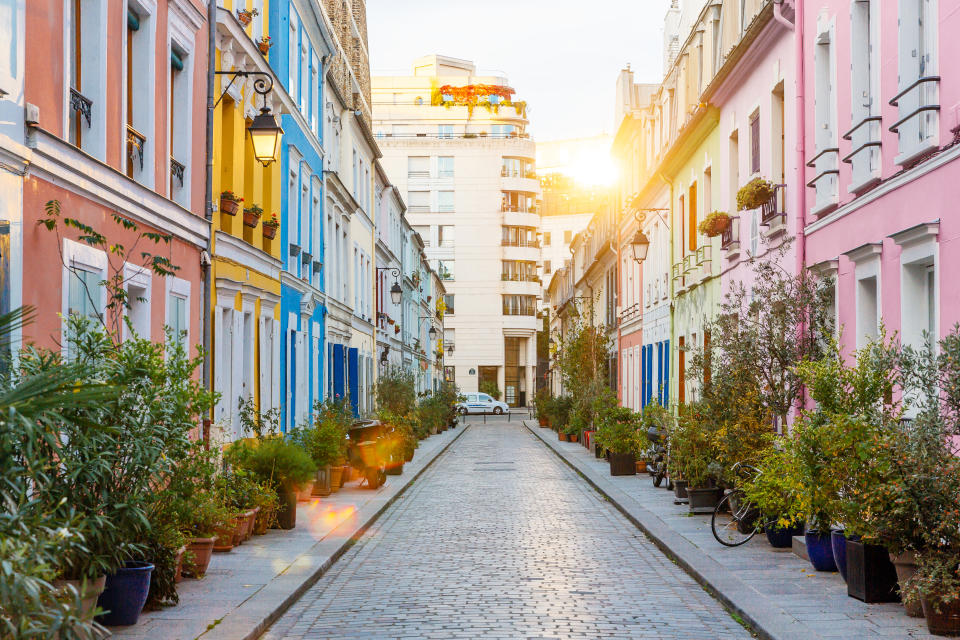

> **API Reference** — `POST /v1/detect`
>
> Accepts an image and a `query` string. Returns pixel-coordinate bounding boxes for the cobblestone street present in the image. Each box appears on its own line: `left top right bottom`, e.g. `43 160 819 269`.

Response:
262 418 752 639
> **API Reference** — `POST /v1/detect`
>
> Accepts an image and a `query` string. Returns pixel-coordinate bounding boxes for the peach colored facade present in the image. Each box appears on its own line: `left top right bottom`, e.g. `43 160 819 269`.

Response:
799 0 960 354
20 0 209 351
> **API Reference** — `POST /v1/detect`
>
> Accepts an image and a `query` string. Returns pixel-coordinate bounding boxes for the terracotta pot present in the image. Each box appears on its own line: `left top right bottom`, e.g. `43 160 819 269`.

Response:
237 10 253 26
213 518 241 552
568 432 579 443
558 432 567 442
183 537 215 576
258 42 271 55
330 466 344 490
174 545 187 583
635 459 648 473
891 551 924 617
243 508 258 540
923 596 960 636
54 575 106 620
263 224 278 239
538 417 548 426
342 465 354 483
243 210 261 228
297 481 316 501
253 508 272 535
220 197 240 215
312 467 332 497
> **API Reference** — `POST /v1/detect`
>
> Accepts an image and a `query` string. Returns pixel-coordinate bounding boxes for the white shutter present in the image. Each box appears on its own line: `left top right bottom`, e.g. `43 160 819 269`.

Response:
272 321 281 412
296 331 308 426
231 311 244 439
214 309 226 421
258 316 269 411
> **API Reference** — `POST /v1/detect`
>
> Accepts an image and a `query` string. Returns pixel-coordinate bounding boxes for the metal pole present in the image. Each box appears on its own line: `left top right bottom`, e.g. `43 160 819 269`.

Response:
202 0 215 398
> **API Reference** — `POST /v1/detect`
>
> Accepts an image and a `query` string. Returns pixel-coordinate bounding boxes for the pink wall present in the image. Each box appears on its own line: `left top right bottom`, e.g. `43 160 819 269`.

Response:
801 1 960 345
714 19 798 300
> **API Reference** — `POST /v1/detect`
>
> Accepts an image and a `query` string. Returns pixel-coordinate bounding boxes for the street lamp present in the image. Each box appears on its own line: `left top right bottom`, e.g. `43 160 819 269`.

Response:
248 107 284 167
214 71 284 167
446 343 454 356
428 325 438 340
630 229 650 263
390 281 402 305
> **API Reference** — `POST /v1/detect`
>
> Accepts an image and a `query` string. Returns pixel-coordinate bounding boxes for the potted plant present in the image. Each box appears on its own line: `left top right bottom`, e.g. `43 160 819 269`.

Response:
180 490 228 576
741 449 804 548
669 407 721 514
394 325 400 335
697 211 731 237
220 190 242 215
595 406 641 476
736 177 775 211
243 204 263 228
262 212 279 239
236 6 258 26
290 400 349 499
225 437 317 530
257 36 272 55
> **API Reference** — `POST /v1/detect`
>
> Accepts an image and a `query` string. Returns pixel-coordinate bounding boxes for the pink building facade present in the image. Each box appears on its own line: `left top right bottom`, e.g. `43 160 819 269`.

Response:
800 0 960 353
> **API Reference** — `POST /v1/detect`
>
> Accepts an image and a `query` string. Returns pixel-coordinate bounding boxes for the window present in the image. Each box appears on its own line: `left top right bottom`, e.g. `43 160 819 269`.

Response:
438 124 453 139
543 260 552 274
439 225 455 247
391 124 408 136
123 263 151 339
437 190 454 212
408 156 429 178
688 181 697 252
849 0 881 189
563 230 571 243
491 124 514 138
812 27 839 212
857 276 879 349
413 225 429 246
438 260 454 281
407 190 429 213
501 295 536 316
288 10 298 100
895 226 938 351
438 156 454 178
311 52 320 133
443 294 455 315
125 3 155 185
288 153 301 245
543 231 551 246
168 33 191 207
749 111 760 175
63 238 107 351
894 0 939 164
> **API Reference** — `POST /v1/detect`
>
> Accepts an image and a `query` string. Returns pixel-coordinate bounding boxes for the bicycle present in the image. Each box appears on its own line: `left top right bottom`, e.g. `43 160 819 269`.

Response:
711 462 763 547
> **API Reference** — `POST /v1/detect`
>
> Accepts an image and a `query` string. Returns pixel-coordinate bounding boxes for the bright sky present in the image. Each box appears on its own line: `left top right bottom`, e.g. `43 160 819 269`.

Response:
367 0 672 145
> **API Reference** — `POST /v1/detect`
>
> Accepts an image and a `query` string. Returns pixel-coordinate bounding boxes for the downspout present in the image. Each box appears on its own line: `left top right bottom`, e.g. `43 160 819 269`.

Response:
772 0 794 30
792 0 806 276
202 0 216 441
656 171 674 410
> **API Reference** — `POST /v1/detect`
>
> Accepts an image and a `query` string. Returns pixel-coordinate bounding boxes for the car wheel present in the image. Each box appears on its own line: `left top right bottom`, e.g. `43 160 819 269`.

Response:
493 406 503 415
458 407 468 415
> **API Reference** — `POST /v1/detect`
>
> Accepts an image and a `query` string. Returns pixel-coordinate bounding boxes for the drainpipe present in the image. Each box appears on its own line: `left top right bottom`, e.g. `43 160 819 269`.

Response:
793 0 806 277
202 0 216 409
772 0 794 30
656 172 674 410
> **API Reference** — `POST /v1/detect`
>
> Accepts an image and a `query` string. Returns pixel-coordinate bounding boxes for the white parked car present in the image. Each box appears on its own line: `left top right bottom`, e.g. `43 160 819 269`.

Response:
457 392 509 415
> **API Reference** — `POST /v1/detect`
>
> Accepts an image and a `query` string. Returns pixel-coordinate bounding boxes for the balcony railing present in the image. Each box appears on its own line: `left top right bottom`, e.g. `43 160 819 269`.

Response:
500 273 540 283
721 216 740 251
501 205 540 214
408 205 430 214
501 239 540 248
500 167 538 179
70 87 93 128
126 125 146 175
407 170 430 179
760 184 786 225
170 157 185 188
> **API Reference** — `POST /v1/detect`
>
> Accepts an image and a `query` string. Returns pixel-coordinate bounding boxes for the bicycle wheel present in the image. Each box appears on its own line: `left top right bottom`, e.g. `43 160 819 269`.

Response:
711 490 760 547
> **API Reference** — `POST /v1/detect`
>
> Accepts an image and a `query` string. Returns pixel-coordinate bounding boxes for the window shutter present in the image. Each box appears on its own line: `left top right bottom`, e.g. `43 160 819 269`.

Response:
259 316 269 410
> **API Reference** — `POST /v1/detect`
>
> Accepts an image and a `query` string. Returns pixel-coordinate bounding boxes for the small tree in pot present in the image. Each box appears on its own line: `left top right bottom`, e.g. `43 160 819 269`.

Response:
741 449 804 548
669 405 722 513
225 437 316 530
595 406 641 476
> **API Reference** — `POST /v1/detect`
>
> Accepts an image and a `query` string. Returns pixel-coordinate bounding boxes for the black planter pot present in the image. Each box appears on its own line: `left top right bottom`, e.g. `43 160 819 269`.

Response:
386 463 404 475
594 442 605 459
276 490 297 530
673 479 689 502
765 521 804 548
687 487 721 514
847 540 900 603
95 562 154 626
608 452 636 476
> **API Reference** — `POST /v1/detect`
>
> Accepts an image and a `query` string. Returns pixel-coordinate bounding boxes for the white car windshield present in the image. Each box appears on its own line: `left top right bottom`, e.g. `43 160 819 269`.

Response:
480 394 492 402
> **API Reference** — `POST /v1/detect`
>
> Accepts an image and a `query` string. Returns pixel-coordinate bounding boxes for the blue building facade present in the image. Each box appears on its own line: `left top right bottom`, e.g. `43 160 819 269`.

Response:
270 0 334 431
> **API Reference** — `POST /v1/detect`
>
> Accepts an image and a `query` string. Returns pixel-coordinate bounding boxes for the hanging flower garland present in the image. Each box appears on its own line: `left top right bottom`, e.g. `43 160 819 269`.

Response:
432 84 520 117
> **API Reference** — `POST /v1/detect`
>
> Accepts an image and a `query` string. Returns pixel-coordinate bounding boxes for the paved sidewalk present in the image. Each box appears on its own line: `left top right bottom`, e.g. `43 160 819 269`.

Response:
110 424 468 640
526 421 937 640
264 418 751 640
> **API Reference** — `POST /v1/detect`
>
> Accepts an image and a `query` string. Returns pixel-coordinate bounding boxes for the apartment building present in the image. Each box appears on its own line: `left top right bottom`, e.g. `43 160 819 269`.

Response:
372 55 539 406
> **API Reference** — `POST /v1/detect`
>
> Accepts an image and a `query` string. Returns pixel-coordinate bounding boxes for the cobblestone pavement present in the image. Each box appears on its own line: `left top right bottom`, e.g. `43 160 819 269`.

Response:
262 418 752 639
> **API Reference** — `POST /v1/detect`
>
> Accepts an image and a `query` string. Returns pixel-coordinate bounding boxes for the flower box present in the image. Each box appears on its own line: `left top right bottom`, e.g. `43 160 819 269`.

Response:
243 209 261 228
220 191 242 216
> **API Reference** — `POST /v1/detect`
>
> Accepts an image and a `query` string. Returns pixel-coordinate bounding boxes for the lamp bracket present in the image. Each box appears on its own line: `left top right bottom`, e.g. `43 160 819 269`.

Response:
375 266 401 279
214 70 275 109
634 207 671 229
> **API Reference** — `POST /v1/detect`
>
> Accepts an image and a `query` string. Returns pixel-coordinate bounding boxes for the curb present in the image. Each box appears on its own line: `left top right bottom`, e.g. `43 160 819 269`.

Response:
524 421 816 640
201 424 471 640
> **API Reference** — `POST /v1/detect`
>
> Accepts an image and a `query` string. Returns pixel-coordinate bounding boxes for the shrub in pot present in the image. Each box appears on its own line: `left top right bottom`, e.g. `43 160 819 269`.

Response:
669 406 721 513
595 406 642 476
225 437 316 530
697 211 731 237
291 399 350 497
740 449 804 549
736 177 775 211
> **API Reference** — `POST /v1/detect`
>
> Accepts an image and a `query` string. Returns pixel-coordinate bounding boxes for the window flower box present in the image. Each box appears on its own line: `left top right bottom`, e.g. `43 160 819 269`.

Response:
257 36 272 55
242 205 262 229
262 213 279 239
220 191 242 216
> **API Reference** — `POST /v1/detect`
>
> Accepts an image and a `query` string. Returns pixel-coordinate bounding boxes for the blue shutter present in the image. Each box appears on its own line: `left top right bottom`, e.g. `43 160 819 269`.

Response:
333 343 345 400
640 345 647 409
663 340 670 407
348 347 359 416
645 345 653 407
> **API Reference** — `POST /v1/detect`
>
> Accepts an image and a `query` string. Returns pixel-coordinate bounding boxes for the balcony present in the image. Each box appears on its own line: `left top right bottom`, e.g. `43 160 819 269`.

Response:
721 216 739 252
170 157 185 188
501 238 540 248
407 170 430 179
671 262 684 291
760 184 786 226
70 87 93 129
500 273 540 283
125 125 146 178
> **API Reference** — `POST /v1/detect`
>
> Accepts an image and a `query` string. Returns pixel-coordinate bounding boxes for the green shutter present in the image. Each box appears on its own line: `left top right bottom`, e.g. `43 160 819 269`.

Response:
171 50 184 71
127 9 140 31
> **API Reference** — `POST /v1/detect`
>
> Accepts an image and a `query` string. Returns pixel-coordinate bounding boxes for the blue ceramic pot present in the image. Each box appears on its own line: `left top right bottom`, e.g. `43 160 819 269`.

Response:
95 561 154 626
766 520 804 548
831 529 849 582
805 531 838 572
